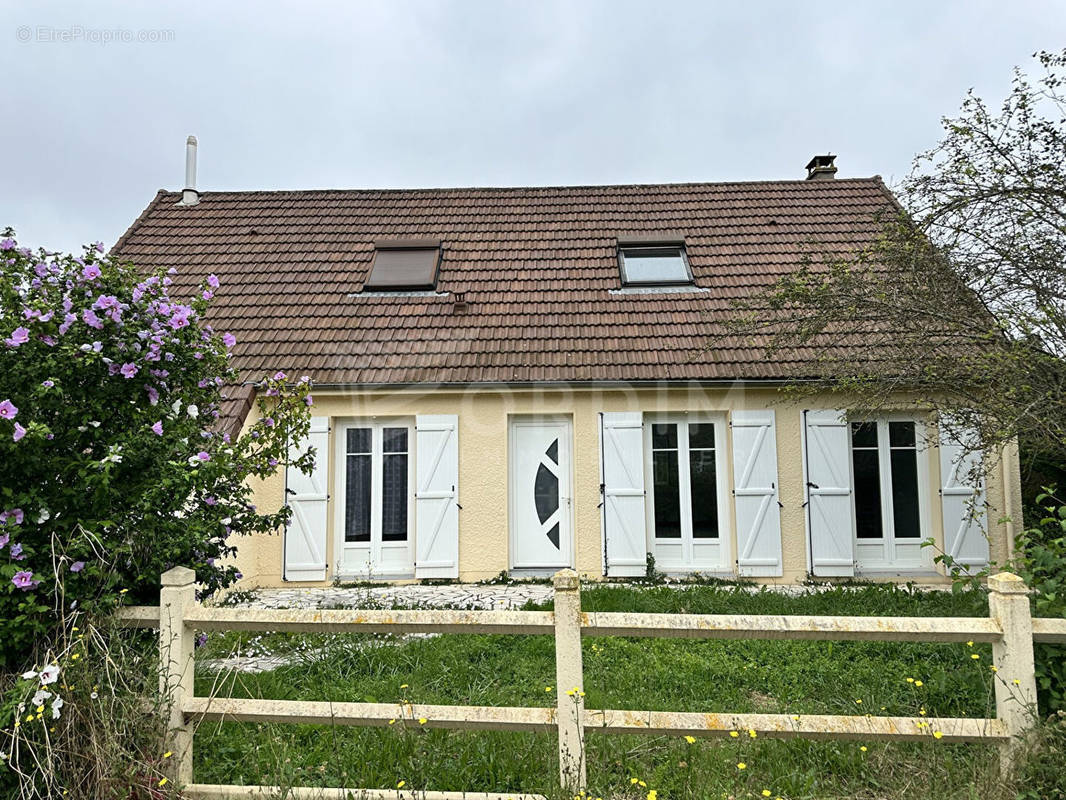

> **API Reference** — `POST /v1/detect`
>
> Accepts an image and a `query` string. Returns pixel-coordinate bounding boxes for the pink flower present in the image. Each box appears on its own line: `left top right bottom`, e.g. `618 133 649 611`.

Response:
12 571 38 591
81 264 102 281
151 421 163 436
41 380 54 388
207 274 220 289
120 362 138 379
272 371 286 381
69 561 85 573
146 386 159 405
0 400 17 419
0 533 8 548
0 238 15 250
4 326 30 347
82 309 104 329
1 508 24 525
305 395 314 406
202 290 213 300
13 422 26 442
222 332 236 348
10 543 24 559
197 451 210 462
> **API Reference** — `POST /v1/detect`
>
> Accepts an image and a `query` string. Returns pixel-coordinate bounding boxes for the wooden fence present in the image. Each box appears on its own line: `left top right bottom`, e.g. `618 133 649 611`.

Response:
118 568 1066 800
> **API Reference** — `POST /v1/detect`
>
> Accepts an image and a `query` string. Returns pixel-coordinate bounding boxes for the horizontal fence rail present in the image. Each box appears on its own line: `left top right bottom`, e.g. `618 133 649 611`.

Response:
124 568 1066 798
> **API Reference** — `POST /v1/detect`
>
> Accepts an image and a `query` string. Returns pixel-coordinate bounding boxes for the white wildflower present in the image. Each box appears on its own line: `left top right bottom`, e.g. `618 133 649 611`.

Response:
39 664 60 685
186 404 199 419
31 689 51 707
51 697 63 719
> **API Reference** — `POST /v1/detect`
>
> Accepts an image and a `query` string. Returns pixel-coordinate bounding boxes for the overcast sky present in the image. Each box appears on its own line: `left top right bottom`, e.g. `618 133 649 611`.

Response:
4 0 1066 253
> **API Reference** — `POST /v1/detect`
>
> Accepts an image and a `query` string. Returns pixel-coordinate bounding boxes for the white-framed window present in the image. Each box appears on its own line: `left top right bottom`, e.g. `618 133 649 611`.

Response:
618 244 693 286
643 414 729 571
334 418 415 576
849 416 931 571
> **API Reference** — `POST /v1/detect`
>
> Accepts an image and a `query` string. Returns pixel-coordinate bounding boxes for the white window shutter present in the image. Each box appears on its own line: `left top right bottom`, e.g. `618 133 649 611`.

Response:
600 412 647 577
938 420 989 572
284 416 329 581
731 410 783 577
804 410 855 577
415 415 459 579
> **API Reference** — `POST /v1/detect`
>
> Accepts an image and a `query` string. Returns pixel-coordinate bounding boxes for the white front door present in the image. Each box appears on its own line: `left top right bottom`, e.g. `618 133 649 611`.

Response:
334 419 415 578
509 417 573 570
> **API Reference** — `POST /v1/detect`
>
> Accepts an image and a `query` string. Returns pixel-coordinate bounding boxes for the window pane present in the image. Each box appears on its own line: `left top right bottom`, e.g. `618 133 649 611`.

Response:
347 427 371 454
651 423 678 449
383 427 408 453
344 453 371 542
850 422 878 449
852 449 883 539
622 248 689 284
890 449 921 538
381 453 408 541
889 421 916 448
688 422 715 450
689 449 719 538
652 450 681 538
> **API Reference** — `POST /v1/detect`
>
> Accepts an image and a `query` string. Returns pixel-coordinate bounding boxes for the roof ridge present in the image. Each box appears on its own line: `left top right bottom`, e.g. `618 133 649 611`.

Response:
151 176 884 198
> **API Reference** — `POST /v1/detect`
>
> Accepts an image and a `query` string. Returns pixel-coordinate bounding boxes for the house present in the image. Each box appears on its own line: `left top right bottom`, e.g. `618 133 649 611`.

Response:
111 149 1021 586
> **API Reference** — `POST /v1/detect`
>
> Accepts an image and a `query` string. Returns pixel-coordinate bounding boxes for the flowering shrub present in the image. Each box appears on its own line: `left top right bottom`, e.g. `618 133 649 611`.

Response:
0 230 313 670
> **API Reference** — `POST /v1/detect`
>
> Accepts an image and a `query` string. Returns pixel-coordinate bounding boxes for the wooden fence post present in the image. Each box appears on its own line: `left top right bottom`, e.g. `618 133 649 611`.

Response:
159 566 196 785
987 571 1038 773
553 568 586 793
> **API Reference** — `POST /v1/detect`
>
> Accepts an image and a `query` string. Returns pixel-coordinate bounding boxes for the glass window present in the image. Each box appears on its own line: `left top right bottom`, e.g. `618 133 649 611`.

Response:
689 449 718 539
851 423 883 539
620 246 691 285
381 427 409 542
345 428 372 543
344 423 411 545
889 423 920 539
652 424 682 537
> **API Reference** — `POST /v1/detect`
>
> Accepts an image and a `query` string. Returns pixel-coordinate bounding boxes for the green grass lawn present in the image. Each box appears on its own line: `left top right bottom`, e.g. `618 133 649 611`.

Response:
192 583 1017 799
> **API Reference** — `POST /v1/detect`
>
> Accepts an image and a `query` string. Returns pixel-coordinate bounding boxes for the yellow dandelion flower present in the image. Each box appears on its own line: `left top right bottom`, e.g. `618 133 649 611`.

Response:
418 718 428 725
729 730 740 738
119 588 128 594
737 762 747 770
762 792 772 798
914 681 923 687
639 781 647 788
933 731 943 739
860 746 868 752
1012 679 1021 686
397 780 406 789
163 751 172 758
971 654 980 660
158 778 168 787
966 640 974 647
630 778 639 785
685 735 696 744
388 719 396 725
749 729 757 738
71 654 80 661
546 686 553 692
647 791 658 800
990 666 998 673
400 684 409 689
906 677 915 683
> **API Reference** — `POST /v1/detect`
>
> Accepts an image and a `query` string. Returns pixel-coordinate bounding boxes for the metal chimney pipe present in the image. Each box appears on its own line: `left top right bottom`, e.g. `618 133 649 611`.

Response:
179 135 200 206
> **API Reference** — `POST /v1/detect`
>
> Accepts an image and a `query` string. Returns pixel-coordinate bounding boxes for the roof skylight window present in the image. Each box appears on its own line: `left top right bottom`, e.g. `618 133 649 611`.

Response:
618 241 692 286
364 238 441 291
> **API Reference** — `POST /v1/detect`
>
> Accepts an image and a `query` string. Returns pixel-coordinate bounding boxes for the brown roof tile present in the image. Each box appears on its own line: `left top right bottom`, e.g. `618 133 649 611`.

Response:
112 179 897 385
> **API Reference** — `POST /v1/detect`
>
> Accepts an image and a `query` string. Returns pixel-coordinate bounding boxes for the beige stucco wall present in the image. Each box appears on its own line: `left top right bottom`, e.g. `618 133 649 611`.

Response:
230 384 1021 588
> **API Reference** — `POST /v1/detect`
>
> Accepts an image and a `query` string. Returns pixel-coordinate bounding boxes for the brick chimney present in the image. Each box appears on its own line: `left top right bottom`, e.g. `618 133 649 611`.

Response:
805 154 837 181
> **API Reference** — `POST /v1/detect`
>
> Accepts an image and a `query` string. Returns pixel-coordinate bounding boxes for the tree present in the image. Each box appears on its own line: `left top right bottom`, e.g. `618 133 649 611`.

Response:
0 231 314 669
724 50 1066 473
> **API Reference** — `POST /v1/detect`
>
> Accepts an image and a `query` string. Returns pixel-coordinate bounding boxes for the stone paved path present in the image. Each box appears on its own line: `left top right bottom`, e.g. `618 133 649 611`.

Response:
246 583 555 611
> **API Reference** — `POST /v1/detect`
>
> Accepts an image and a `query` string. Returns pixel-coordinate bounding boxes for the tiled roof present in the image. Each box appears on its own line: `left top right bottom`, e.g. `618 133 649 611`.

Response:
112 178 897 386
